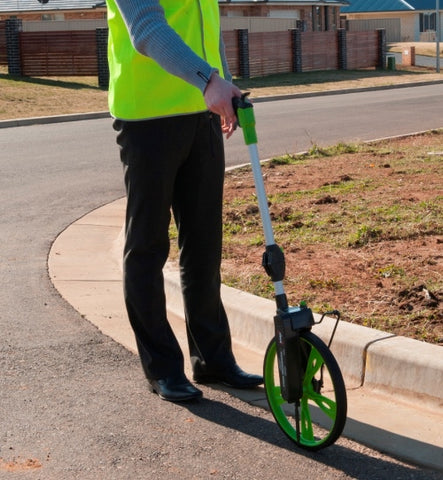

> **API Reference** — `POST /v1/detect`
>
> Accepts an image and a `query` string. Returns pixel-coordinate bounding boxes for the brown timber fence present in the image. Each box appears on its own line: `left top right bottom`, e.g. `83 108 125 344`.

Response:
19 30 98 76
0 19 387 87
346 30 381 70
301 31 339 71
223 28 384 79
249 31 293 76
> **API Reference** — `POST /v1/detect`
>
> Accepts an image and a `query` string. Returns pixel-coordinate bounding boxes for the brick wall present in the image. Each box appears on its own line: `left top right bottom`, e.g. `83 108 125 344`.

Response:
0 20 6 64
0 10 106 22
219 5 342 33
5 18 22 75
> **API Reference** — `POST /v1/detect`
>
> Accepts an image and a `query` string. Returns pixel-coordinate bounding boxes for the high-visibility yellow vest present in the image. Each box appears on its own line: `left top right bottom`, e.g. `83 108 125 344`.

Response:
106 0 224 120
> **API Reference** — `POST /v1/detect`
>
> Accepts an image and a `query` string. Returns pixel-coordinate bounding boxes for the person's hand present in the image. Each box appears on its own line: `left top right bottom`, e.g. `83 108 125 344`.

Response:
204 73 241 139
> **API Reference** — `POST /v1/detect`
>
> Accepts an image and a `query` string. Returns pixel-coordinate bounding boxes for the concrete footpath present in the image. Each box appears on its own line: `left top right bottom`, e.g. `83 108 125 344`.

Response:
48 197 443 471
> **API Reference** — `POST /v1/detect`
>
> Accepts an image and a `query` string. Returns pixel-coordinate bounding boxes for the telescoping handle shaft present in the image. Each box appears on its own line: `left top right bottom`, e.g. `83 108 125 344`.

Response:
232 94 275 246
232 94 288 309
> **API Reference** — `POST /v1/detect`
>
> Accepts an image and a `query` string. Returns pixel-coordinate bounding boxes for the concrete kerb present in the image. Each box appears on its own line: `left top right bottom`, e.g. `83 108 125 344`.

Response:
106 214 443 407
161 254 443 407
0 111 110 129
113 200 443 406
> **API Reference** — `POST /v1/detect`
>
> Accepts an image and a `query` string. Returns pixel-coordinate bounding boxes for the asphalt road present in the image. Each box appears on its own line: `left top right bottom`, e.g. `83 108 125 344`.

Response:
225 83 443 166
0 85 441 479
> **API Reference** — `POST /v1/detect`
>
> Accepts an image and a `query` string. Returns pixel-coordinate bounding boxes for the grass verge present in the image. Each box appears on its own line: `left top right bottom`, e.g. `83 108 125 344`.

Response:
1 61 441 120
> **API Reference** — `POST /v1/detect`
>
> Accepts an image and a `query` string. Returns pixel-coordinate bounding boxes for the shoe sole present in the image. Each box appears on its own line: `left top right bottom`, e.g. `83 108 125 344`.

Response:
194 376 263 389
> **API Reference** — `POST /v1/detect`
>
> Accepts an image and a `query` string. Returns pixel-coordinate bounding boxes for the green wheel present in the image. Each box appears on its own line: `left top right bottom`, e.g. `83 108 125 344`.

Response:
263 331 347 450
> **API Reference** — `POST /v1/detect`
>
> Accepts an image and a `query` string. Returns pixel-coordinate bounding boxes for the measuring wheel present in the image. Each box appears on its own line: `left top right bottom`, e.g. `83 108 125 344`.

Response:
264 331 347 451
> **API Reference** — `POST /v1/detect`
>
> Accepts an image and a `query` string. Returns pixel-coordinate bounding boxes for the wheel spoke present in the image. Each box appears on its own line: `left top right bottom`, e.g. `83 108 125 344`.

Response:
304 348 323 384
270 385 285 406
307 391 337 420
300 398 314 441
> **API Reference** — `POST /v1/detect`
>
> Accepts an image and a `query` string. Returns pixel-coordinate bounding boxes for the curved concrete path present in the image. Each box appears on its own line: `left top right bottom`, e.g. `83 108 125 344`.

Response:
48 197 443 471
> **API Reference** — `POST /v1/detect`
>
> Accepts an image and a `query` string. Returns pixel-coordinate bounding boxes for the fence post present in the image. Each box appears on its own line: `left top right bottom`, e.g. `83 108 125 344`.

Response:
5 18 22 76
237 29 249 79
296 20 307 32
337 29 347 70
291 29 302 73
377 29 387 69
96 27 109 88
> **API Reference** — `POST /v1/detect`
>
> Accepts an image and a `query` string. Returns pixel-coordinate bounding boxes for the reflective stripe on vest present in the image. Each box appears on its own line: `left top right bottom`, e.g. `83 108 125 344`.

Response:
106 0 223 120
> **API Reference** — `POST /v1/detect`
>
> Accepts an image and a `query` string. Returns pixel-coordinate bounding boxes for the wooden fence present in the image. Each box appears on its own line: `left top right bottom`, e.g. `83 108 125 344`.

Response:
249 31 293 76
0 20 385 84
19 30 98 76
346 31 379 70
301 31 339 71
223 29 380 78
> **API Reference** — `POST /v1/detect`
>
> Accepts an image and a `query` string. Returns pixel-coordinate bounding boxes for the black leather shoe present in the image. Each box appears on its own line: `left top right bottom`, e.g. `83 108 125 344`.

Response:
148 373 202 402
193 364 263 389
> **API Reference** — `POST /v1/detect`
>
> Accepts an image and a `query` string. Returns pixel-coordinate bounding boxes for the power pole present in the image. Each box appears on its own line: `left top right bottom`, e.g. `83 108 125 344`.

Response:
437 0 441 72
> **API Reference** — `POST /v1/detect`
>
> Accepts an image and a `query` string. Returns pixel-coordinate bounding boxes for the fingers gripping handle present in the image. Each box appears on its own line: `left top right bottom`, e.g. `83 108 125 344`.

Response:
232 93 257 145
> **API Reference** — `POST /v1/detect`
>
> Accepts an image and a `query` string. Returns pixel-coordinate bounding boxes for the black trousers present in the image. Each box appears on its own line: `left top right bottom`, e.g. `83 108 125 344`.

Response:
113 112 235 380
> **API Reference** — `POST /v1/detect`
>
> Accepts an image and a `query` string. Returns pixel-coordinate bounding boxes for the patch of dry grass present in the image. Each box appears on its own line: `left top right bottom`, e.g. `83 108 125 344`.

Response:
234 68 442 98
0 66 108 120
388 41 443 57
1 60 441 120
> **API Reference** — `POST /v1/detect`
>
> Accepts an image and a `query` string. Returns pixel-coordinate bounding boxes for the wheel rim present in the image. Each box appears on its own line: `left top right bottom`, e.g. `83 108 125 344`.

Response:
264 335 345 450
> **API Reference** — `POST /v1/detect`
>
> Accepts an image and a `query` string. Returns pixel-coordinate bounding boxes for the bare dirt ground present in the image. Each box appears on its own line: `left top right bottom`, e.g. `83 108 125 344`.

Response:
220 131 442 345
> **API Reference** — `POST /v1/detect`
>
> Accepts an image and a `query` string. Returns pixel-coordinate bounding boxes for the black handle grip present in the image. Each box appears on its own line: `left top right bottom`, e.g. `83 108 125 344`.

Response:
232 92 252 126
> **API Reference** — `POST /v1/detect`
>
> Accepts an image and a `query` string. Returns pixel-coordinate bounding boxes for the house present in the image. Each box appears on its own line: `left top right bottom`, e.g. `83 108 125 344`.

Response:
1 1 382 80
219 1 349 32
341 0 442 42
0 1 350 33
0 1 106 22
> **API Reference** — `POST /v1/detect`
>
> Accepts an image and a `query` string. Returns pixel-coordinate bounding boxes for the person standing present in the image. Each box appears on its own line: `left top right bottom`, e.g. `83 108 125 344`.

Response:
106 0 263 402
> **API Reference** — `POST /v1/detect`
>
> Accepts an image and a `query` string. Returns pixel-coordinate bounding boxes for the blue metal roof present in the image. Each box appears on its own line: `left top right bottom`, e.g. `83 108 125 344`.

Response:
341 0 438 13
0 1 103 13
408 0 441 8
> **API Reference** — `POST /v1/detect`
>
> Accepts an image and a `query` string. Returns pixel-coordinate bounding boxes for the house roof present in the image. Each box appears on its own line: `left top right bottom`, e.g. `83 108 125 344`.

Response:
341 0 438 13
0 1 104 13
1 0 349 13
220 0 349 4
